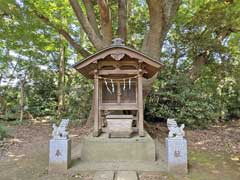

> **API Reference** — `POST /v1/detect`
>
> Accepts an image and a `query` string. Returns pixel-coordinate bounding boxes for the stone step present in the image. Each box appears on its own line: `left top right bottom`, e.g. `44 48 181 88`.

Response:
115 171 138 180
93 171 115 180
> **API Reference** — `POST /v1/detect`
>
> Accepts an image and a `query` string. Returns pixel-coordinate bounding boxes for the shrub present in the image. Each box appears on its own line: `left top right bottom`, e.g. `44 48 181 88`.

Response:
0 123 7 140
145 70 219 128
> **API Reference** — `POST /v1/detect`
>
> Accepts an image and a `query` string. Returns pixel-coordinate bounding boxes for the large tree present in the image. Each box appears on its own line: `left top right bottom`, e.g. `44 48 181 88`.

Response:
22 0 181 122
24 0 181 58
1 0 239 125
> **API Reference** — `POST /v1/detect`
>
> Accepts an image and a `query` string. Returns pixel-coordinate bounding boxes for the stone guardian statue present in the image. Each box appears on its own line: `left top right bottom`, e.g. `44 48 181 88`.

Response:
49 119 71 172
167 118 185 139
166 118 187 173
52 119 70 140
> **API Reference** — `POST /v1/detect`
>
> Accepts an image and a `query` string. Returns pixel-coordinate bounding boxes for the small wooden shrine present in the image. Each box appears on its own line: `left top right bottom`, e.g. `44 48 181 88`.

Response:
73 39 163 137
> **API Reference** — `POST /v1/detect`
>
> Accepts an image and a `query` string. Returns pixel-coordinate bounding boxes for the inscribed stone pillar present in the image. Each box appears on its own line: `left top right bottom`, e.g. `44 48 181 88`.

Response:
166 138 188 174
49 139 71 172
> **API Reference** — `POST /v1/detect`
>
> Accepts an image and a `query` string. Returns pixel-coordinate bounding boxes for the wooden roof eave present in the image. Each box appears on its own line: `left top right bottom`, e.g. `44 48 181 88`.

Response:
72 46 164 71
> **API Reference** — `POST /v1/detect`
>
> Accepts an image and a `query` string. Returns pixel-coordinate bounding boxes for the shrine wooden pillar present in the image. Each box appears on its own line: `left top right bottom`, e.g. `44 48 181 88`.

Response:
93 70 100 137
138 69 144 137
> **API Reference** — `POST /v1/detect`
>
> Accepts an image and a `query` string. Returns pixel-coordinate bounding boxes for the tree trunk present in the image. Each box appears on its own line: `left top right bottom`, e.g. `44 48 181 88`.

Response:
98 0 112 45
19 79 24 122
141 0 181 95
188 51 209 80
118 0 127 42
57 36 66 120
83 0 101 38
69 0 107 50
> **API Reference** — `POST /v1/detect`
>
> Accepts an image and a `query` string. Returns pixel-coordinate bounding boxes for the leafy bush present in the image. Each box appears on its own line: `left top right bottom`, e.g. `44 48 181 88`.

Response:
145 69 219 128
25 70 58 117
63 75 93 121
0 86 19 117
0 123 7 140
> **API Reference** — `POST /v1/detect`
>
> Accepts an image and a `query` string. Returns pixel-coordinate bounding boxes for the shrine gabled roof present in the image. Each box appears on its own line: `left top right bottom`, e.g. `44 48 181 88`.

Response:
72 44 164 79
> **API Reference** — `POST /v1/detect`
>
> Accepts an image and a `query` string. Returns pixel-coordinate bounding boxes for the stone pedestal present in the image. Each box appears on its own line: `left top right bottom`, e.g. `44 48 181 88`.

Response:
80 132 155 162
106 115 133 138
107 119 133 138
49 139 71 172
166 138 187 174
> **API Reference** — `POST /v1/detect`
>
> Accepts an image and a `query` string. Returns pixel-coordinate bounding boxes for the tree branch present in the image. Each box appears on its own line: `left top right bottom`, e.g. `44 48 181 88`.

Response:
34 11 91 57
82 0 101 38
160 0 181 48
188 51 209 80
118 0 127 42
97 0 112 45
142 0 181 60
69 0 106 50
142 0 165 60
188 27 239 79
58 29 91 57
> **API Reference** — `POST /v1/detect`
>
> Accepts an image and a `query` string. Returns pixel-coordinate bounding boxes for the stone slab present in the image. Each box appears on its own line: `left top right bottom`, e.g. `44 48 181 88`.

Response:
107 119 133 138
106 115 133 119
166 138 187 174
109 131 132 138
49 139 71 172
116 171 138 180
69 160 167 172
79 132 156 162
93 171 114 180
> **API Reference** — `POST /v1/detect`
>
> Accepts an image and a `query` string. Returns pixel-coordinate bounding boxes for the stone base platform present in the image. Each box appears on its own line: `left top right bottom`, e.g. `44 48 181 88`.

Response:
69 132 167 172
93 171 138 180
78 132 156 162
69 160 167 172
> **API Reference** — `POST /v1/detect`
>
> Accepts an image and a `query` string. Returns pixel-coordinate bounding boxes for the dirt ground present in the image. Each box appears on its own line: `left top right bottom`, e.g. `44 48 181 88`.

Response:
0 120 240 180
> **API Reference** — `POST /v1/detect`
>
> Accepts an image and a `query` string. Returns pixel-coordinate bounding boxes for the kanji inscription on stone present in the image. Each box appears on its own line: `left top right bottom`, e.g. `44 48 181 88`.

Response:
55 149 61 157
174 150 181 158
166 138 187 173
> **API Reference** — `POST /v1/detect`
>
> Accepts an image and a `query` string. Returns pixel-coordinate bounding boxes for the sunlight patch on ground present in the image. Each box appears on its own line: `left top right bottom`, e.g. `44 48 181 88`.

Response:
6 152 25 161
230 156 239 161
10 138 24 143
31 116 53 124
41 119 49 123
69 134 78 138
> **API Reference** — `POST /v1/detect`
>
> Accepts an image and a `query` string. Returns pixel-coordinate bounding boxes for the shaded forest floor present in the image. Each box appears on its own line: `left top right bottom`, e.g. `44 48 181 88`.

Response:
0 119 240 180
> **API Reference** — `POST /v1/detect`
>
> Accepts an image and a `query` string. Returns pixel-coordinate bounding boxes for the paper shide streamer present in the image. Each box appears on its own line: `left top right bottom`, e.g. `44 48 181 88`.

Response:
104 78 112 94
111 79 114 93
103 76 136 94
129 78 131 90
123 79 126 91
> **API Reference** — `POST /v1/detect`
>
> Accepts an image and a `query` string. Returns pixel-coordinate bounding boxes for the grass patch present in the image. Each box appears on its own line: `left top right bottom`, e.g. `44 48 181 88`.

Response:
186 150 240 180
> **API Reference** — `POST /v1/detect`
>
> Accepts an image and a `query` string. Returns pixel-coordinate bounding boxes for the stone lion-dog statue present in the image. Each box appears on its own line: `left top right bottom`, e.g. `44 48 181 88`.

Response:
52 119 70 139
167 118 185 139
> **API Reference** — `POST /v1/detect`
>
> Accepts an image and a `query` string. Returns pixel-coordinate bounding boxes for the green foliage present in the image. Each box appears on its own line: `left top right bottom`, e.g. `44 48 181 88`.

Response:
145 68 219 128
0 123 7 140
0 0 240 129
63 73 93 121
0 86 19 115
145 0 240 128
25 69 58 117
24 68 93 121
145 60 240 128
